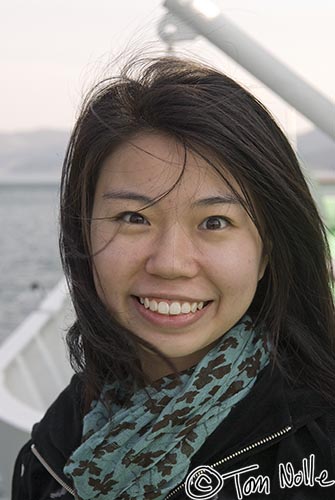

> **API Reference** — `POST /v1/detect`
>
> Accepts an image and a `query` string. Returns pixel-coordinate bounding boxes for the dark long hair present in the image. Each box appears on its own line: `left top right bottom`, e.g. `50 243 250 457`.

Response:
59 55 335 407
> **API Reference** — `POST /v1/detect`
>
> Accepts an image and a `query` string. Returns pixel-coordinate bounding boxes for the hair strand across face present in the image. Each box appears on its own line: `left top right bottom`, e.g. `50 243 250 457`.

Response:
59 54 335 409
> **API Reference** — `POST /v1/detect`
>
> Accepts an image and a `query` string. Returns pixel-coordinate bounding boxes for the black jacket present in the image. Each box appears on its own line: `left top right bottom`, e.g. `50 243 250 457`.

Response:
12 362 335 500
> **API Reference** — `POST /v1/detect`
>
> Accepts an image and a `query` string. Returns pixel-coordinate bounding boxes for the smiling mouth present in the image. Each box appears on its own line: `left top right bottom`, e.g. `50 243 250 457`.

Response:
135 296 212 316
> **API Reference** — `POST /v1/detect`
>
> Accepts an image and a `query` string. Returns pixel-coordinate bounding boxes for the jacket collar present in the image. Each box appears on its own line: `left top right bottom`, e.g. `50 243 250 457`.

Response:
31 359 330 483
189 359 330 468
32 373 84 485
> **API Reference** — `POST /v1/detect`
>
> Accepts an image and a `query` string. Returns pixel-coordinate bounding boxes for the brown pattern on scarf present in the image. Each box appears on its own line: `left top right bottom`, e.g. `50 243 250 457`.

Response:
65 318 270 500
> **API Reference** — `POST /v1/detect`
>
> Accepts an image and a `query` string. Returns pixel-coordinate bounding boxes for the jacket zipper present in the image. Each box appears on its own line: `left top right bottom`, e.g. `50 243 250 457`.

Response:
31 444 77 498
165 424 292 499
31 424 292 499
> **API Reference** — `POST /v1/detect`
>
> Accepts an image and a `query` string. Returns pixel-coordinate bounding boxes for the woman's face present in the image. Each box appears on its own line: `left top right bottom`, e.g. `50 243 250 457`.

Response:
90 132 268 380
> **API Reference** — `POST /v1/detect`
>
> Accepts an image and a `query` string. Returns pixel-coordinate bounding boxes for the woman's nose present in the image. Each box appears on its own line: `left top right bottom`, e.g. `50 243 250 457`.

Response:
145 224 200 279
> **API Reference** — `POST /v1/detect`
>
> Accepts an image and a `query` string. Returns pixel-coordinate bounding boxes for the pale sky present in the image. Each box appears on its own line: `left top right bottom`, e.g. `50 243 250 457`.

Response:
1 0 334 135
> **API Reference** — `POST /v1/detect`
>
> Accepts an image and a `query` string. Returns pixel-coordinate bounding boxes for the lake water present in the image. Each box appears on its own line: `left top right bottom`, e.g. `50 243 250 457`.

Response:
0 184 63 343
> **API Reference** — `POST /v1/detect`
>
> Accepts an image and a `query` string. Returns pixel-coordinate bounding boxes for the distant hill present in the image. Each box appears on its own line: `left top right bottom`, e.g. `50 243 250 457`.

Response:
0 129 69 183
0 127 333 184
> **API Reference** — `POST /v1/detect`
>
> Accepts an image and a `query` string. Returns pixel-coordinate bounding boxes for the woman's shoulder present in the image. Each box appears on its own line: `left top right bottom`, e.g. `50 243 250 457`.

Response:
31 372 84 454
186 363 335 500
12 373 84 500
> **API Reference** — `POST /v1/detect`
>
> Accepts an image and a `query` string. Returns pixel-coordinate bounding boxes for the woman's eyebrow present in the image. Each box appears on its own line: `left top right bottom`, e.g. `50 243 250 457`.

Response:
102 191 153 204
102 191 241 207
191 195 241 208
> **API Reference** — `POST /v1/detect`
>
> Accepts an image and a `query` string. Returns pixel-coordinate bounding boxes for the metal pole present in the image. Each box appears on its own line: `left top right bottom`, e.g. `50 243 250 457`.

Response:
163 0 335 140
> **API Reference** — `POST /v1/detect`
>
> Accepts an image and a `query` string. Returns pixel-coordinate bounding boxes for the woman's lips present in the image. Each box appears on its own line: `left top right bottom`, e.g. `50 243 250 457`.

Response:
131 296 212 329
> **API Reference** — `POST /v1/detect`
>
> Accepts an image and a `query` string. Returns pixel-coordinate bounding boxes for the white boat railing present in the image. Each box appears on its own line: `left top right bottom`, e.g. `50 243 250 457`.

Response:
0 278 74 431
0 277 74 498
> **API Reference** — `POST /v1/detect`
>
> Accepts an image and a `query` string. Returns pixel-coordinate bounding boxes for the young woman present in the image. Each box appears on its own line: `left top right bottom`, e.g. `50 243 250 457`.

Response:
12 56 335 500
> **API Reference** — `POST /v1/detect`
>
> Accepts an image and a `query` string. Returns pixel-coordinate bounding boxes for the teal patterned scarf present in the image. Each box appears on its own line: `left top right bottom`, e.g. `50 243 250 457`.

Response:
64 315 270 499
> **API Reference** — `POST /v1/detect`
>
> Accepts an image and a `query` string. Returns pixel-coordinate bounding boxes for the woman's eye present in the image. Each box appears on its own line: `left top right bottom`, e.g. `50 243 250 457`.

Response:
199 216 230 230
119 212 148 225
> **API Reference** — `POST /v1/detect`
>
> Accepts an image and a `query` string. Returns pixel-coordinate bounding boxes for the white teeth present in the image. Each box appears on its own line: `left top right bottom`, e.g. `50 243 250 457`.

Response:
181 302 191 314
138 297 208 316
149 300 158 312
157 302 169 315
169 302 182 315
